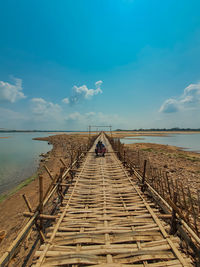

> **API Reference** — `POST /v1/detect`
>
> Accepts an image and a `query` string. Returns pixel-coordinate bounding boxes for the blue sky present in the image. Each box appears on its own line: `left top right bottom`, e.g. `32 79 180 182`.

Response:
0 0 200 130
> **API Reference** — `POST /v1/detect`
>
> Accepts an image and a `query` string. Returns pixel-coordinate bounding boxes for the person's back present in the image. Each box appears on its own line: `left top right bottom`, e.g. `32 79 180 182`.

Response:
95 141 106 156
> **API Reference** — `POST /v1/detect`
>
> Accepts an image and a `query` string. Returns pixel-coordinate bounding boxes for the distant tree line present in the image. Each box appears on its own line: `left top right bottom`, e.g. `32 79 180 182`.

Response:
0 130 80 133
115 128 200 131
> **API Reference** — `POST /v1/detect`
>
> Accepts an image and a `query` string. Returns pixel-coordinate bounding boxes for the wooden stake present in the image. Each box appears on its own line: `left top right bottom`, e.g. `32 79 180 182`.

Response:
180 181 187 212
188 187 199 236
39 175 44 234
60 158 66 167
44 165 53 180
170 192 178 235
141 160 147 192
166 172 172 200
22 194 33 212
198 190 200 214
123 150 126 166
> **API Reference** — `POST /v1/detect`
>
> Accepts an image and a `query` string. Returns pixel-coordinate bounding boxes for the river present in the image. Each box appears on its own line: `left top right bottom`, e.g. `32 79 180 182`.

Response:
120 133 200 153
0 132 52 194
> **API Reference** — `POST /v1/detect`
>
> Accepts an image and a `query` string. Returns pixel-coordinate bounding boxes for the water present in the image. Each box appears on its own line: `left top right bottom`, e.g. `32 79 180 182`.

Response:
0 133 52 194
120 133 200 153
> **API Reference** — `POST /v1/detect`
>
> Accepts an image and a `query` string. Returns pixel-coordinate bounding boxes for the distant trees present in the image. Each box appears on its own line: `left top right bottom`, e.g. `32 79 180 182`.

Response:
115 128 200 132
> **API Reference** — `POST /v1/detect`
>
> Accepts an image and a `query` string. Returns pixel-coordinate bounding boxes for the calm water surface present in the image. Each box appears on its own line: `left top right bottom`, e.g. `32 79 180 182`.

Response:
0 133 52 194
121 133 200 153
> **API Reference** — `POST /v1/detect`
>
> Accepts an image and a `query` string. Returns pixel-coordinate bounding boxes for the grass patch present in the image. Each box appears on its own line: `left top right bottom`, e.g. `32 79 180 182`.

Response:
174 153 200 162
0 173 38 203
141 148 153 152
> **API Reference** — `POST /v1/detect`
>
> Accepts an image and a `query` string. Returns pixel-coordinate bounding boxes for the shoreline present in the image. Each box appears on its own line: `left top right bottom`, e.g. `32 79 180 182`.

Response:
0 173 38 203
111 130 200 138
0 133 89 259
119 132 200 154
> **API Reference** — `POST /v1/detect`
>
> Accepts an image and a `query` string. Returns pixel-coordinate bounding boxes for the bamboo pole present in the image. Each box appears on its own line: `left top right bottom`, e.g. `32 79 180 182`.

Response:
60 158 66 167
141 160 147 192
166 172 172 200
188 187 199 236
22 194 33 212
39 175 44 234
44 165 53 180
23 212 57 220
170 192 178 235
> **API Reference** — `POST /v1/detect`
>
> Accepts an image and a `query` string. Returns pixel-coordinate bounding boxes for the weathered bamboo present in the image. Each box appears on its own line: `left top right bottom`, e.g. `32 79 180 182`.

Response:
39 176 44 234
188 187 199 236
141 160 147 192
44 165 53 180
60 158 66 167
165 172 172 200
23 212 57 220
22 194 33 212
170 192 178 235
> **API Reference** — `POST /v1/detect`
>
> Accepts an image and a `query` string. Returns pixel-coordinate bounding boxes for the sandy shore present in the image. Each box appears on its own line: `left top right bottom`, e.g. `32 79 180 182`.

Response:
0 134 88 259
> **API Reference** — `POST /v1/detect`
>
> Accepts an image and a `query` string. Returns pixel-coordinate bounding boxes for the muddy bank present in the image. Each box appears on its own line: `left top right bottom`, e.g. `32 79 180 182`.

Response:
0 134 88 259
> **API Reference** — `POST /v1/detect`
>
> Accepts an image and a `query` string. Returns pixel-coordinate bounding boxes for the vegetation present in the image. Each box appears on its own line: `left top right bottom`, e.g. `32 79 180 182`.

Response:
116 127 200 131
0 173 38 203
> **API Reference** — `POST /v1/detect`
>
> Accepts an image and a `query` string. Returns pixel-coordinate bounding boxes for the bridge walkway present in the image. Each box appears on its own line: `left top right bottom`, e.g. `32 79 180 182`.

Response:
32 134 192 267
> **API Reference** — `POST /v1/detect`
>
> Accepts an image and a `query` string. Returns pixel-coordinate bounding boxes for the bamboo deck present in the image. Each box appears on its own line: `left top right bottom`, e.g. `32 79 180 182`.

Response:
32 134 192 266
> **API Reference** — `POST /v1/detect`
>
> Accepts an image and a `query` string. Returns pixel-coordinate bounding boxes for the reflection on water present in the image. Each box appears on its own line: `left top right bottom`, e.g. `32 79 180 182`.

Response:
0 133 52 194
121 133 200 153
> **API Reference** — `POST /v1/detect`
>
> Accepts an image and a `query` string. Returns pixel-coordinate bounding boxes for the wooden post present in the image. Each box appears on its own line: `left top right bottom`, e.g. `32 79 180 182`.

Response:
123 150 126 166
142 160 147 184
188 187 199 235
70 152 73 169
44 165 53 180
198 190 200 214
39 175 44 235
60 158 66 167
137 151 140 169
170 192 178 234
166 172 172 200
76 150 80 168
180 181 187 212
22 194 33 212
141 160 147 192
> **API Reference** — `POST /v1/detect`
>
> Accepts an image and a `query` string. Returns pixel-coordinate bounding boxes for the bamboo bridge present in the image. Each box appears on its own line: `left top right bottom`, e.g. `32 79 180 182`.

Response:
32 133 192 267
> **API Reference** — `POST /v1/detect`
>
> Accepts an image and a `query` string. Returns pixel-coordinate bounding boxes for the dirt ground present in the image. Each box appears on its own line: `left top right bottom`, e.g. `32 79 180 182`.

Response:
0 134 88 260
125 142 200 194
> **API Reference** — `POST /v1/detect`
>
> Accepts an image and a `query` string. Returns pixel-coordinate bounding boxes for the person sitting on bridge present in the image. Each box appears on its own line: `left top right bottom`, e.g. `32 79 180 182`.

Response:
95 140 106 156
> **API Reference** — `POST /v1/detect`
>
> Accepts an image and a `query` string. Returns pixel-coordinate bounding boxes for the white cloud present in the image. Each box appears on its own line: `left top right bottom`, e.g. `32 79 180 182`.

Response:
159 82 200 113
0 78 26 103
65 111 127 130
0 108 28 129
66 112 82 121
62 81 103 105
62 98 69 104
159 99 180 113
31 98 62 119
95 80 103 88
